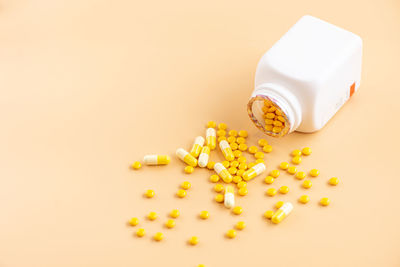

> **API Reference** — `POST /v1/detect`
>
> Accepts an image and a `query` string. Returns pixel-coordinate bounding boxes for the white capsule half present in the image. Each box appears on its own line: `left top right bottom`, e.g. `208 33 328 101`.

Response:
224 185 235 208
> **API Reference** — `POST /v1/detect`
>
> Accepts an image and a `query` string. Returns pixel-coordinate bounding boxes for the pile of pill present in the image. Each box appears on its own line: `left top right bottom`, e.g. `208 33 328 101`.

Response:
129 121 339 266
258 99 290 137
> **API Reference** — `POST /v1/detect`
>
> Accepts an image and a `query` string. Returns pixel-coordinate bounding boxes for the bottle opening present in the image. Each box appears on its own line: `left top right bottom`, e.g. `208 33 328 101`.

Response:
247 95 291 137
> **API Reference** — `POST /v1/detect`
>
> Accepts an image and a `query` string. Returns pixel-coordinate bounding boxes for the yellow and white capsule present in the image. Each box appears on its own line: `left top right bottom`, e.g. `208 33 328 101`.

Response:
242 163 266 181
206 128 217 150
224 185 235 208
219 140 235 161
198 146 210 168
190 136 205 158
214 162 233 183
271 202 293 224
143 155 171 165
176 148 198 167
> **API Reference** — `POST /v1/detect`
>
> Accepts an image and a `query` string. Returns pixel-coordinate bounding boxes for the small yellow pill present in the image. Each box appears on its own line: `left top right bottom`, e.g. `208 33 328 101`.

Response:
228 130 238 137
233 150 242 158
265 119 274 125
238 162 248 170
153 232 164 241
181 181 191 190
287 166 297 174
209 174 220 183
279 186 289 194
299 195 310 204
215 194 224 203
265 125 273 131
189 236 199 245
291 149 302 157
176 189 187 198
236 169 245 177
235 221 246 230
217 130 226 137
237 156 247 163
145 189 155 198
237 181 247 189
295 171 306 180
227 136 236 143
184 165 194 174
226 229 237 239
277 115 285 122
169 209 180 218
230 161 239 168
129 217 139 226
264 210 274 219
232 206 243 215
275 201 284 209
254 151 265 159
258 139 268 147
199 210 210 219
236 137 246 144
255 159 265 164
230 142 239 150
320 197 330 206
263 145 273 153
238 143 248 151
248 146 258 154
238 187 248 196
232 176 242 183
198 265 205 267
273 120 283 127
207 121 216 128
302 180 312 189
270 170 280 178
228 167 237 175
214 184 224 193
218 136 227 142
136 228 145 237
266 188 277 196
302 147 312 155
268 106 277 112
329 177 339 185
148 212 158 220
222 161 230 168
264 176 275 184
218 123 227 130
279 162 289 170
207 161 215 170
165 219 176 228
238 130 248 137
265 112 275 119
131 161 142 170
275 109 282 116
310 169 320 177
292 156 302 165
272 127 282 133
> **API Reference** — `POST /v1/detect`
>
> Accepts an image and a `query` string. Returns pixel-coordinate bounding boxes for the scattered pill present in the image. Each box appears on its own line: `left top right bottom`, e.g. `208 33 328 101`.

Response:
291 149 302 157
232 176 242 183
254 151 265 159
224 186 235 208
215 194 224 203
295 171 306 180
228 167 238 175
129 217 139 226
264 210 274 219
299 195 310 204
226 229 237 239
165 219 176 228
198 146 211 168
263 145 273 153
131 161 142 170
148 212 158 220
218 136 226 142
230 161 239 168
329 177 339 185
233 150 242 157
266 188 277 196
181 181 191 190
258 139 268 147
177 189 187 198
190 136 205 158
238 187 248 196
248 146 258 154
145 189 155 198
275 201 284 209
176 148 198 167
236 137 246 144
238 162 248 170
302 147 312 155
153 232 164 241
209 174 220 183
227 136 236 143
237 181 247 189
302 180 312 189
264 176 275 184
271 202 293 224
189 236 199 245
143 155 171 165
184 165 194 174
217 130 226 137
279 186 289 194
214 184 224 193
243 163 266 181
170 209 180 218
287 166 297 174
218 123 227 130
199 210 210 219
310 169 320 177
231 143 239 151
237 156 247 163
207 161 215 170
232 206 243 215
238 130 248 137
136 228 146 237
279 162 289 170
292 156 302 165
228 130 238 137
255 159 265 164
320 197 330 206
238 143 248 151
222 161 230 168
214 163 233 183
270 169 280 178
206 128 217 150
207 121 216 128
236 169 245 177
235 221 246 230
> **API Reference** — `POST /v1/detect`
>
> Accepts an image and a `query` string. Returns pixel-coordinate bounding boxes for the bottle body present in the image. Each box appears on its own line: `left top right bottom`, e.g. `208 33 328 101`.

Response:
248 15 363 137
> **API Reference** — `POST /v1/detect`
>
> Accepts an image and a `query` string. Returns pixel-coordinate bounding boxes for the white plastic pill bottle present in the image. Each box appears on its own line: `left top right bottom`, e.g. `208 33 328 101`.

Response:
248 15 362 137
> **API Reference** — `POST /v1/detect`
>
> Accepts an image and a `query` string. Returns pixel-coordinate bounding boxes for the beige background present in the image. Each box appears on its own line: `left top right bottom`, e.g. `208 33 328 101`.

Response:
1 0 400 266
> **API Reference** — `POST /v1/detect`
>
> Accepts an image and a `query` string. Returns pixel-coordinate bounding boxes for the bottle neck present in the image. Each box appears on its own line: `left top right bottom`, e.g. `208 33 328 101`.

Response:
249 83 302 136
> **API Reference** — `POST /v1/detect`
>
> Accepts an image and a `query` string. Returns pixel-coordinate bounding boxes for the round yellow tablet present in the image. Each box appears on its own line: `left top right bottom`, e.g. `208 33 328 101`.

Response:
207 121 216 128
222 161 230 168
266 188 277 196
209 174 220 183
136 228 146 237
189 236 199 245
287 166 297 174
231 142 239 150
270 170 280 178
153 232 164 241
228 130 238 137
145 189 155 198
238 130 248 137
215 194 224 203
302 180 312 189
148 212 158 220
320 197 330 206
299 195 310 204
165 219 176 228
279 162 289 170
170 209 180 218
237 181 247 189
254 151 265 159
310 169 320 177
129 217 139 226
264 210 274 219
218 123 227 130
238 187 248 196
207 161 215 170
279 186 289 194
248 146 258 154
199 210 210 219
214 184 224 193
176 189 187 198
235 221 246 230
184 165 194 174
302 147 312 155
181 181 191 190
232 176 242 183
275 201 284 209
258 139 268 147
263 145 273 153
264 176 275 184
226 229 237 238
132 161 142 170
232 206 243 215
236 137 246 144
291 149 302 157
238 143 248 151
329 177 339 185
295 171 306 180
292 156 302 165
